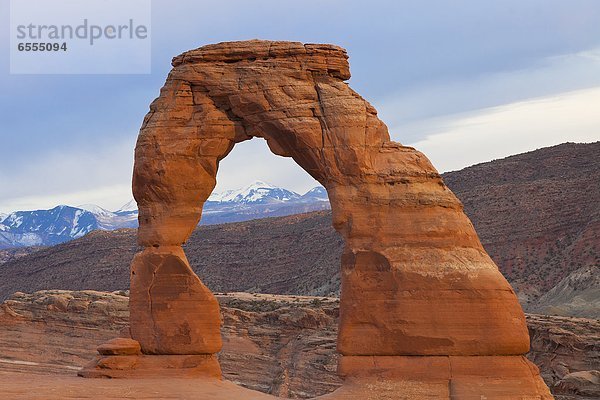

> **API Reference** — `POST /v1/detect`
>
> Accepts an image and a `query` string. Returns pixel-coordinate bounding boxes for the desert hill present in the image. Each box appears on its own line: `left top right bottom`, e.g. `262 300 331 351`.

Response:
0 212 343 301
443 141 600 315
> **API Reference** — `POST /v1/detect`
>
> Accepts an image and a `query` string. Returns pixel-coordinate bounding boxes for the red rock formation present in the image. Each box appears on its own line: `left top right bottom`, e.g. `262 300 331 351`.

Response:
95 40 552 397
97 338 141 356
129 247 222 355
2 291 596 399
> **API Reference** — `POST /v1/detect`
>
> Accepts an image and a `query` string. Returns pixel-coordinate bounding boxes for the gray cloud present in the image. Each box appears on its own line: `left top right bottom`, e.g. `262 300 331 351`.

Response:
1 0 600 211
410 87 600 172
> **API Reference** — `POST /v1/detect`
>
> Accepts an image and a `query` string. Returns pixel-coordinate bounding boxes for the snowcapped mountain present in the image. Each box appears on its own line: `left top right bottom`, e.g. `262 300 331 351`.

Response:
115 199 137 214
78 204 115 218
201 181 329 224
0 214 7 233
300 186 329 202
0 203 138 249
0 206 98 248
77 203 137 231
207 181 301 204
0 181 331 248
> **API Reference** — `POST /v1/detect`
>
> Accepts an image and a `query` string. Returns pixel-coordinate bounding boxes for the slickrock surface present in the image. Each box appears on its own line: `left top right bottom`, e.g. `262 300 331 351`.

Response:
0 374 276 400
1 290 597 399
0 290 129 375
0 290 341 398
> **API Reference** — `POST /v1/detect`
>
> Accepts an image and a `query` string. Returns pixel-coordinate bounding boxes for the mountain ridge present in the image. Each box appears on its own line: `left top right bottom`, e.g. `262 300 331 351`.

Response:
0 182 329 249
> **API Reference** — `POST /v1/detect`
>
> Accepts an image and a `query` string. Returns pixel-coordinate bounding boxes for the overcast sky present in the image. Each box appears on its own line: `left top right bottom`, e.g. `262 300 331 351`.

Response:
1 0 599 212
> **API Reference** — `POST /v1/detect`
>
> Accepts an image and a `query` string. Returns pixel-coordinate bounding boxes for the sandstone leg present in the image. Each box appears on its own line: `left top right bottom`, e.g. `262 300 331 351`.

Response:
129 246 222 355
337 248 530 356
81 246 223 379
325 355 553 400
330 179 530 357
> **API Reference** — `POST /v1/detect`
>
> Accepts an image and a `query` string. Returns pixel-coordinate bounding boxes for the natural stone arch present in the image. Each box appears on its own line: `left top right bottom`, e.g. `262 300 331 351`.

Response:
86 41 552 398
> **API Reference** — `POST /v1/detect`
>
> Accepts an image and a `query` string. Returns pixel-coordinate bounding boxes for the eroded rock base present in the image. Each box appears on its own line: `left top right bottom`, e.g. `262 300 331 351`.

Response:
78 336 221 379
330 355 553 399
78 353 221 379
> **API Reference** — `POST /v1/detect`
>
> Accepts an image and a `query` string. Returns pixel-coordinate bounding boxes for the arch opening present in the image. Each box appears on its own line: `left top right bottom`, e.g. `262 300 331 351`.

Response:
211 137 322 203
187 136 340 298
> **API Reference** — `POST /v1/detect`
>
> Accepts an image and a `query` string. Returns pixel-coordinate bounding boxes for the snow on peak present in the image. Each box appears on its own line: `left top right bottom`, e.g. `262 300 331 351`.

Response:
304 186 326 195
3 213 24 228
302 186 328 201
246 180 276 189
209 180 280 203
77 204 114 217
0 211 7 231
115 199 138 213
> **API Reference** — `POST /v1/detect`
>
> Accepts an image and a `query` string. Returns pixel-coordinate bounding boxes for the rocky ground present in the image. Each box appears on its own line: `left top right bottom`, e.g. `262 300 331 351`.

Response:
0 290 597 399
0 290 340 398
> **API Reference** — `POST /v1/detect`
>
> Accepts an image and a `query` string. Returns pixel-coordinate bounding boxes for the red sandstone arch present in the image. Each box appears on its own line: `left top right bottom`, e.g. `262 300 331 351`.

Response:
85 41 552 398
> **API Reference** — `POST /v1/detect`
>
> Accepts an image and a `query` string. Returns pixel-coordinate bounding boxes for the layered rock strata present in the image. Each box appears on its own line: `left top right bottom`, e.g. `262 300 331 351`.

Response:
1 291 597 398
